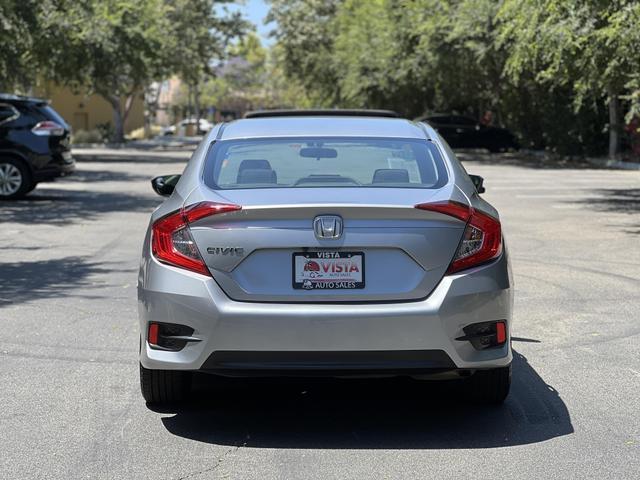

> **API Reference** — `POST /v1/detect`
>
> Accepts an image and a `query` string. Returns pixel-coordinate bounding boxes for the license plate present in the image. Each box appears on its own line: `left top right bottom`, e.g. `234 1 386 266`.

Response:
293 251 365 290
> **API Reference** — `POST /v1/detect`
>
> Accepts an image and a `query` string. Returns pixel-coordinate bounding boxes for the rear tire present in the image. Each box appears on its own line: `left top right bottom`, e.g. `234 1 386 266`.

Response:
139 363 191 405
487 145 505 154
25 181 38 194
0 158 33 199
466 365 511 404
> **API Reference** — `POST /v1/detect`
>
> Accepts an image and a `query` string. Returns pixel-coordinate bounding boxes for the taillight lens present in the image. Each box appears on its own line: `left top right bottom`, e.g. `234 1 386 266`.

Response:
415 200 502 274
32 120 65 136
151 201 241 276
415 200 472 222
449 209 502 273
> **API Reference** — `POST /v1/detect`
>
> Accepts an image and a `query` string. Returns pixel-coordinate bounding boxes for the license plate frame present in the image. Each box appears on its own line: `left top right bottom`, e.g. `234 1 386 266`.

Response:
292 251 365 290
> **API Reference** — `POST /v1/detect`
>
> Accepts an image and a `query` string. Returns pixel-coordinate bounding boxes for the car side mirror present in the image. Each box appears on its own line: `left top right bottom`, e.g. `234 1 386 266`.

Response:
151 174 181 197
469 174 485 194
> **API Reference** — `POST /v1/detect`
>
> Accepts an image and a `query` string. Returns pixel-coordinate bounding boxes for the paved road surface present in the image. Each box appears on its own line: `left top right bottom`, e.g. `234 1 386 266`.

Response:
1 153 638 479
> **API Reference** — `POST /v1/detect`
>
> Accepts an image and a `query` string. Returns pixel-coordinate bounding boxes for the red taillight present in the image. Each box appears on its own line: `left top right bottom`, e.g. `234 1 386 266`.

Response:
415 200 502 274
151 201 241 276
415 200 472 222
148 323 159 345
32 120 65 136
449 208 502 273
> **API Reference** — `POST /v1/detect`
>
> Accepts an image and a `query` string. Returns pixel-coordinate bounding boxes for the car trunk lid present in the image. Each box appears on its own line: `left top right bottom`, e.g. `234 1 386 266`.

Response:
188 187 467 302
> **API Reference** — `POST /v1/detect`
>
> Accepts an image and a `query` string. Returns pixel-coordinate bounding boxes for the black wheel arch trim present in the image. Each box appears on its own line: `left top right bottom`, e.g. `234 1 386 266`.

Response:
0 149 34 175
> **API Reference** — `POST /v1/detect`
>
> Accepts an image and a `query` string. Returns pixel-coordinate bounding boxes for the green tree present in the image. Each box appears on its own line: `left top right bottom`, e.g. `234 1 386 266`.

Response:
33 0 174 142
267 0 343 105
499 0 640 158
268 0 508 117
198 33 310 115
166 0 246 123
2 0 244 142
0 0 41 90
269 0 637 156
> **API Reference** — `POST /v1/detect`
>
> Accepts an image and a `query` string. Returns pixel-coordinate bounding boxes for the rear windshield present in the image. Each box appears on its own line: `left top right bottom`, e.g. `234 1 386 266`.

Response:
203 137 448 189
13 102 69 128
39 104 69 128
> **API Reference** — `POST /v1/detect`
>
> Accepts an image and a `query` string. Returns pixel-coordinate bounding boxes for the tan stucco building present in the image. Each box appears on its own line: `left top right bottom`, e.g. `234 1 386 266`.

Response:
34 84 144 134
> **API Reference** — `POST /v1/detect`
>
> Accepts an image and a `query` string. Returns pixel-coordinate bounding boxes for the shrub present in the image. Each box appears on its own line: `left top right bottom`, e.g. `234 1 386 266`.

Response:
72 129 104 144
128 125 163 140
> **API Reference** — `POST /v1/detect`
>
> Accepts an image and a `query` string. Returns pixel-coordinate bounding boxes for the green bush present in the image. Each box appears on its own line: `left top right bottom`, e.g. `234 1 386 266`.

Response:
72 129 104 144
95 122 114 142
128 125 163 140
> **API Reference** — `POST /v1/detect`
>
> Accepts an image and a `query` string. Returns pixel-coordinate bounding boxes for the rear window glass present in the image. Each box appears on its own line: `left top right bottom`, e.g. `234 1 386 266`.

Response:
40 105 69 128
203 137 448 190
0 104 19 124
13 102 68 128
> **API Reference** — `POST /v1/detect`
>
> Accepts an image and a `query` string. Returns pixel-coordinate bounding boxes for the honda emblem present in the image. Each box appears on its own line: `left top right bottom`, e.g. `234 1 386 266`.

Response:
313 215 343 239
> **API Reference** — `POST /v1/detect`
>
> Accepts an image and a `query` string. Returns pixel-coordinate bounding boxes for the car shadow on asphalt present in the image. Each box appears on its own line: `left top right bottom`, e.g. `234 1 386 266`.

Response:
0 255 131 307
66 169 153 183
74 154 191 164
0 187 161 225
572 187 640 235
159 350 573 449
456 150 605 169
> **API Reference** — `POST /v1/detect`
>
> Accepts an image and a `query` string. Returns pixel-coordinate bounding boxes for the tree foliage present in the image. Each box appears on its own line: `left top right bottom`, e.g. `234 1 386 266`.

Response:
0 0 244 141
194 33 311 115
0 0 41 90
499 0 640 156
4 0 639 153
166 0 245 86
267 0 343 105
268 0 640 157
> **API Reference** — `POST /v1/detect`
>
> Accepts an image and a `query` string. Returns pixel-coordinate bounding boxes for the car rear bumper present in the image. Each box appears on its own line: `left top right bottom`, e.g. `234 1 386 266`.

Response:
199 349 458 377
138 249 513 374
33 154 75 182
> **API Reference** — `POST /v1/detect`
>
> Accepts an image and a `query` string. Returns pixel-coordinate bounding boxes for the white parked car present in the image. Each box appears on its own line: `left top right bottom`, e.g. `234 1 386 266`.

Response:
162 118 213 137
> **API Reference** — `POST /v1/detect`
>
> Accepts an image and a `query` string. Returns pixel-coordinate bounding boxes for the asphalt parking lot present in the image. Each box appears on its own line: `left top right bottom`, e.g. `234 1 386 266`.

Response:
1 153 638 479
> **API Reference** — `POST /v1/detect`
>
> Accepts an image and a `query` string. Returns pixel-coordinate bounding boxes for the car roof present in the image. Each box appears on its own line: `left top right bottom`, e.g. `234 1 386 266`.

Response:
218 116 431 140
244 109 400 119
0 93 48 104
423 114 473 119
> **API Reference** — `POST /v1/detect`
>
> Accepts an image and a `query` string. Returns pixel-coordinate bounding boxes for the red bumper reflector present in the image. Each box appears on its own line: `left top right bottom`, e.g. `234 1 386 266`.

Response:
496 321 507 344
148 323 159 345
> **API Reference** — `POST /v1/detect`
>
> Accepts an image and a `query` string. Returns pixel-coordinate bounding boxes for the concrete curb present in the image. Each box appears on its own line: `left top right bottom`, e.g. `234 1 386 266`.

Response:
72 148 191 163
585 157 640 170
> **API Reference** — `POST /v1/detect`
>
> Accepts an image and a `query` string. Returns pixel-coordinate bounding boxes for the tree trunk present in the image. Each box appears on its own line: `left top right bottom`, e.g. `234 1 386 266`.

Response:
608 86 620 159
102 90 138 143
104 94 124 144
194 82 201 136
144 84 163 139
143 87 152 140
122 92 136 130
187 83 193 121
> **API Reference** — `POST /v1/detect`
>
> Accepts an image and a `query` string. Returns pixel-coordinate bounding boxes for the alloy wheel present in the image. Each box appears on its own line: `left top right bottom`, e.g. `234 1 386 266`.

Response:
0 162 23 196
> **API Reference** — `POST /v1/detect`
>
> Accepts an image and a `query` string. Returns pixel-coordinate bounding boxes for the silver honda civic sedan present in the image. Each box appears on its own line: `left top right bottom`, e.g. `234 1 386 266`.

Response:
138 110 513 405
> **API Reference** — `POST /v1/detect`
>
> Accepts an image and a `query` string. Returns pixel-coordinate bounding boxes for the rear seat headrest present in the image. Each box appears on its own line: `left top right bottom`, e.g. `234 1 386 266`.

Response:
238 159 272 172
237 168 277 184
372 168 410 183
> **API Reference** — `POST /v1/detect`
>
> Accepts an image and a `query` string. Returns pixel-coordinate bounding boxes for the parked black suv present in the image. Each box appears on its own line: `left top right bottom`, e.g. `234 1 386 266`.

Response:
420 114 519 153
0 94 75 199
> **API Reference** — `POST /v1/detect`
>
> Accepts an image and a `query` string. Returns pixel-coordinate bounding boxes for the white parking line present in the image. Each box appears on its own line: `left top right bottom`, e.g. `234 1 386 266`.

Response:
516 194 583 198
